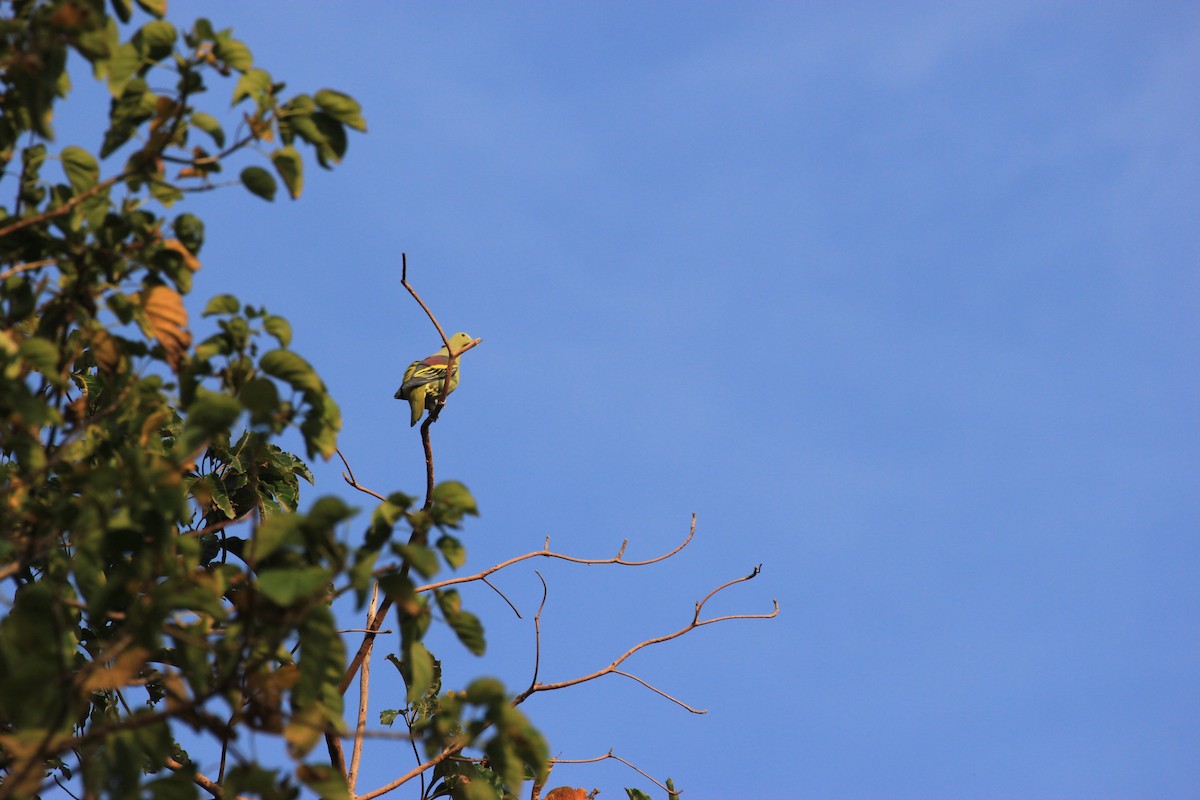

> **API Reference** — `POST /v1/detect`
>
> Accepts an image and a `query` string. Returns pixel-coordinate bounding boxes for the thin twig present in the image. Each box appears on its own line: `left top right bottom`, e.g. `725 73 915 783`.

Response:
529 571 549 691
611 670 706 714
481 576 522 618
337 448 387 503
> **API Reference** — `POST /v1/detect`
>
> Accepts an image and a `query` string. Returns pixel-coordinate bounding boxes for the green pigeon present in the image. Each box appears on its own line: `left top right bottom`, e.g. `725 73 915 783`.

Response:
394 332 475 426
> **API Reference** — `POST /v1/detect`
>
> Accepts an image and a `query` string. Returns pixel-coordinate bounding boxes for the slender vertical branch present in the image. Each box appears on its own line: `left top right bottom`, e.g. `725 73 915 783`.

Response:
348 584 379 793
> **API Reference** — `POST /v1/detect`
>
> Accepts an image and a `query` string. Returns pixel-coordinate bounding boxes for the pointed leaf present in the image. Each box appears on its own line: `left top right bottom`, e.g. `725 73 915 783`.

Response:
270 146 303 199
190 111 225 148
259 349 322 395
134 0 166 18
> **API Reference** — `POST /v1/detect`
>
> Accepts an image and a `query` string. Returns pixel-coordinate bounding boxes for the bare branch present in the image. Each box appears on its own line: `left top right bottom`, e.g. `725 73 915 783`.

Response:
0 258 56 281
0 172 129 239
348 584 380 792
414 514 697 595
514 564 777 707
548 749 675 795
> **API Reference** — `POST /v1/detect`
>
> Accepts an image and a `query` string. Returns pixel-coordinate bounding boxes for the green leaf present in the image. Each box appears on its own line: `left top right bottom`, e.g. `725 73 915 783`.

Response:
378 573 418 616
105 40 141 94
231 68 271 106
297 765 348 800
134 0 166 18
260 349 323 395
239 377 280 427
314 89 366 132
436 590 486 656
465 677 505 706
625 791 652 800
431 480 479 529
173 213 205 254
270 146 303 200
394 543 439 580
257 567 332 606
436 535 466 570
379 709 401 727
250 515 300 562
402 641 435 703
185 388 242 437
111 0 133 24
190 111 225 148
310 112 348 167
19 337 60 375
263 315 292 347
214 38 253 73
202 294 239 316
240 166 276 201
61 146 100 193
135 20 177 62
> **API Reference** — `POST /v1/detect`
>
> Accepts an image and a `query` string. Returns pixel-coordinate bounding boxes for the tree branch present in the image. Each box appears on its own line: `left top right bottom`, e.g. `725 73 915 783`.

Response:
513 565 777 707
348 584 379 793
0 258 56 281
0 173 128 239
413 514 697 594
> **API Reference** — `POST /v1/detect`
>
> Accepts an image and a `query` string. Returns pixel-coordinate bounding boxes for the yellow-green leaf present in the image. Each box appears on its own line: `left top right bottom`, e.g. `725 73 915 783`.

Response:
270 146 303 199
134 0 166 18
214 38 253 73
61 146 99 193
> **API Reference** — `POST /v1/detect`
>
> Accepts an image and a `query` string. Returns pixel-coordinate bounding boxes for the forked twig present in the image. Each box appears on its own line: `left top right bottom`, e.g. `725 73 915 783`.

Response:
337 448 387 502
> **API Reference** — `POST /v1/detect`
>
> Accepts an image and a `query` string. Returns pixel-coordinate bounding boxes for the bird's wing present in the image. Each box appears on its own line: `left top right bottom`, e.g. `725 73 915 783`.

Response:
398 355 458 396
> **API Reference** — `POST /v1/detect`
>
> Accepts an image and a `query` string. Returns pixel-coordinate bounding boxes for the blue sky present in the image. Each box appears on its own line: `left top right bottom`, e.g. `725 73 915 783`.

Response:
59 2 1199 797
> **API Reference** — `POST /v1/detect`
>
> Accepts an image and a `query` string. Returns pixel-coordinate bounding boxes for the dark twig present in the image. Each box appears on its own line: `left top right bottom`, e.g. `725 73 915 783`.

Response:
481 576 522 618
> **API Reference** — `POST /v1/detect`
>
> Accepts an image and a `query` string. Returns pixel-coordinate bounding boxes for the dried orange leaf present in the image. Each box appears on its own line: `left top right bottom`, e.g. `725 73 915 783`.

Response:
141 284 192 369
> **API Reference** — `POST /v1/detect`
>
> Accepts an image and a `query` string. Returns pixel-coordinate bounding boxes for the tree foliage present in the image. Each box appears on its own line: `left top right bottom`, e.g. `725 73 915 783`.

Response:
1 3 775 799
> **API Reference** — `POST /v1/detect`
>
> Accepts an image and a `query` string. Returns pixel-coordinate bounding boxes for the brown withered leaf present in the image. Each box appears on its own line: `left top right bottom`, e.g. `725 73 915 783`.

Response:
81 646 151 692
88 327 120 372
140 284 192 369
545 789 588 800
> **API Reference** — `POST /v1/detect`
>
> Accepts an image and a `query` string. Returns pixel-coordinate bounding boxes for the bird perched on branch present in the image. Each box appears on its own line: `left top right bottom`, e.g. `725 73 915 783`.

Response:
394 331 475 426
